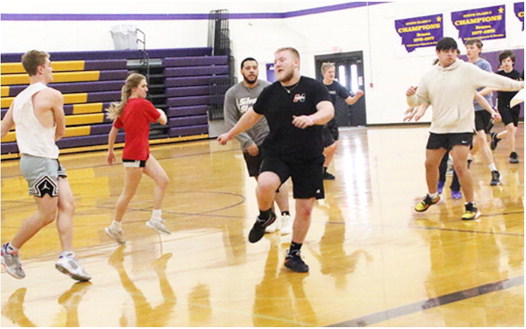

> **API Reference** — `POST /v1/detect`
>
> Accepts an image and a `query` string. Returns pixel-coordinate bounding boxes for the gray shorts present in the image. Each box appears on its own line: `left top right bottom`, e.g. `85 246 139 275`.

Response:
19 154 67 197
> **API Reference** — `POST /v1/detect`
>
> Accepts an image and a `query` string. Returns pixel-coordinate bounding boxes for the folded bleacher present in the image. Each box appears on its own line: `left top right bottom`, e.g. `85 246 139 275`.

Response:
1 48 231 158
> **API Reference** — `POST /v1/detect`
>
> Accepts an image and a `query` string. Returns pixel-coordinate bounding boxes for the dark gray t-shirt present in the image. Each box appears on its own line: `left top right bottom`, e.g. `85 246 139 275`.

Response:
223 80 271 148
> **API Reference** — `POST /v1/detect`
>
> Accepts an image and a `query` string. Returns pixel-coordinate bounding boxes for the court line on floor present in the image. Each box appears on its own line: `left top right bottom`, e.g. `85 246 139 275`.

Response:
328 275 524 327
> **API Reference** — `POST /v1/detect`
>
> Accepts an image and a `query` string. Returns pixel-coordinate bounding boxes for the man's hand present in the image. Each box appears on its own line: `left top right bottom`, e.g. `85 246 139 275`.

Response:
355 90 364 98
292 115 315 129
217 132 233 145
491 111 502 122
406 86 417 97
245 144 259 156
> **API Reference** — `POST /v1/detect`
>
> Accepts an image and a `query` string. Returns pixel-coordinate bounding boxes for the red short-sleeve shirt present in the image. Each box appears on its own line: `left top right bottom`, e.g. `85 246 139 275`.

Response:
113 98 160 161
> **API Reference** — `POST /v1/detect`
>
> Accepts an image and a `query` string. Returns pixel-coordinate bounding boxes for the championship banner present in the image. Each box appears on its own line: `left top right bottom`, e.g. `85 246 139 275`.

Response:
395 14 443 53
451 5 506 42
515 2 524 31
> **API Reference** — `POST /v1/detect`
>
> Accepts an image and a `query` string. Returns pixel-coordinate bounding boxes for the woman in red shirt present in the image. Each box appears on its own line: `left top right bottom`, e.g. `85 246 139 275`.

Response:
104 73 170 244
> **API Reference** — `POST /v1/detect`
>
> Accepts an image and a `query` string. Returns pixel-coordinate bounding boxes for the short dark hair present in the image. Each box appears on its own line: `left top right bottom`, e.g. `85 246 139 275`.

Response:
499 50 515 64
436 37 458 51
240 57 257 69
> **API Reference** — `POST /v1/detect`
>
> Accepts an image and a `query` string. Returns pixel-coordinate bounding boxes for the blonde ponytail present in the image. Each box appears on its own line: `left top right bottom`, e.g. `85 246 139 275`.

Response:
106 73 147 120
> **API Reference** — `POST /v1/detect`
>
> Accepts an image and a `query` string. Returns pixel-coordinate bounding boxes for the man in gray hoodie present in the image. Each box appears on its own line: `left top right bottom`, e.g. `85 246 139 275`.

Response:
223 57 293 235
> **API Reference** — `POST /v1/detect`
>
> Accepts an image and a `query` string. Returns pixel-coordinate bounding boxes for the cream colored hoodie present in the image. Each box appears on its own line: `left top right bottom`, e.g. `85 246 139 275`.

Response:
408 59 523 134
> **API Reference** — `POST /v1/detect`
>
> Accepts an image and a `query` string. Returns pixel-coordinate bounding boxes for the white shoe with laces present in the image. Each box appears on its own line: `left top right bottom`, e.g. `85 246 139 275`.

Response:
104 226 126 244
55 252 91 281
146 218 171 235
264 218 280 233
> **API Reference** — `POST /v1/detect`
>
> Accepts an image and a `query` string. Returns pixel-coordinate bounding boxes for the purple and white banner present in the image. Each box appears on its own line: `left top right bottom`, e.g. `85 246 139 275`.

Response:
451 5 506 42
395 14 443 53
515 2 524 31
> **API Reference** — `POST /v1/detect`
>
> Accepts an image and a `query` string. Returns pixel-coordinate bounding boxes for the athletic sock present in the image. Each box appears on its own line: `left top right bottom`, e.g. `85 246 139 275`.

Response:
488 163 497 172
258 209 272 221
111 220 122 231
288 241 302 255
5 242 18 253
151 209 162 221
429 192 439 199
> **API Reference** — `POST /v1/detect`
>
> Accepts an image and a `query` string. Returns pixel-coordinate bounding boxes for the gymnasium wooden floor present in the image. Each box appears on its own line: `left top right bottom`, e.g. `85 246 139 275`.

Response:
1 125 523 327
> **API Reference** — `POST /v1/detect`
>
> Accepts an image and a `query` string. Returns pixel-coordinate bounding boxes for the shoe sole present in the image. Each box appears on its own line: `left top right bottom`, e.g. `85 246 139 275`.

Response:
104 228 126 244
55 263 91 282
415 197 441 212
284 262 309 273
1 256 25 279
146 221 171 235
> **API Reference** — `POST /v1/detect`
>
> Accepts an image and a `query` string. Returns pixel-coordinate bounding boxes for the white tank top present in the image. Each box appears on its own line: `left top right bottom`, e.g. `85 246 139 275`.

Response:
12 82 60 159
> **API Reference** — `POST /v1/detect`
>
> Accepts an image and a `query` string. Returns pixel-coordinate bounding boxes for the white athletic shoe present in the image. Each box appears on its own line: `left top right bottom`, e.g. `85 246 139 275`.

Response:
146 218 171 235
265 218 279 233
104 226 126 244
280 215 293 235
55 252 91 282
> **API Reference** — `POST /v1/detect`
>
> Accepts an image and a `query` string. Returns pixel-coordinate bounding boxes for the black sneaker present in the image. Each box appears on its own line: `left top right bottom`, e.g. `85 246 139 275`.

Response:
284 251 309 273
509 152 519 164
490 132 501 151
490 170 500 186
323 171 335 180
248 211 276 243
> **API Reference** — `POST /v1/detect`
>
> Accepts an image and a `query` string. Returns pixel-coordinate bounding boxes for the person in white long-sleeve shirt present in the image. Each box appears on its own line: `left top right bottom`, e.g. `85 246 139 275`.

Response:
406 37 524 220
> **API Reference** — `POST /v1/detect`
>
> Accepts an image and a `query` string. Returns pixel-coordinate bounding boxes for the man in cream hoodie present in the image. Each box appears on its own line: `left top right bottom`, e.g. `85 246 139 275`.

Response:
406 37 523 220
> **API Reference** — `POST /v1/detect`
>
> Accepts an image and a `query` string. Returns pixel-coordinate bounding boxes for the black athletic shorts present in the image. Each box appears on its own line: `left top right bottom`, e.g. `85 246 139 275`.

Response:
260 155 325 199
322 120 339 148
426 132 473 150
242 151 263 177
499 105 520 127
474 110 492 133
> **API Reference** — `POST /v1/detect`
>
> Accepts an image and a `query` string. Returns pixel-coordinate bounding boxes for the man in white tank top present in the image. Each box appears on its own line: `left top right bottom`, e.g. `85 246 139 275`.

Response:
0 50 91 281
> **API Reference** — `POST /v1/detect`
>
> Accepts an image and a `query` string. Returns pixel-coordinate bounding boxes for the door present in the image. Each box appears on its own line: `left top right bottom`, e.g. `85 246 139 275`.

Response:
315 51 366 126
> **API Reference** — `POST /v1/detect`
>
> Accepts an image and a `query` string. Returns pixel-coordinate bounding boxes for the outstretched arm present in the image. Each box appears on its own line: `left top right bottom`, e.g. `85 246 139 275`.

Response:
217 109 263 145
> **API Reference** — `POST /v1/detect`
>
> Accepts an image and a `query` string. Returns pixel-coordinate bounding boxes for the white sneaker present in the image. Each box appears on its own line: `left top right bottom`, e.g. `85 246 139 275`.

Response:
280 215 293 235
104 226 126 244
265 218 279 233
146 218 171 235
55 252 91 281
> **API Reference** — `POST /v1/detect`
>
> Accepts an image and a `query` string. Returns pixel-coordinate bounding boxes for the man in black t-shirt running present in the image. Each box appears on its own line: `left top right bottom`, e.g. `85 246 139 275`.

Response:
218 47 334 273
